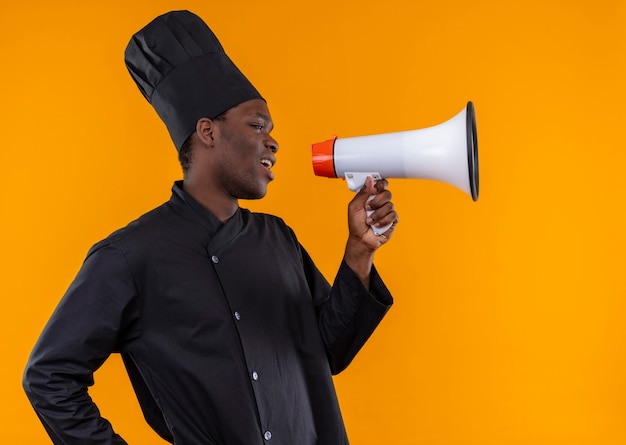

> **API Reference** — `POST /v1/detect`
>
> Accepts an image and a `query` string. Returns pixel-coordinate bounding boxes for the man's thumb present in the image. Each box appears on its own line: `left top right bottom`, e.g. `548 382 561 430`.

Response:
356 176 375 202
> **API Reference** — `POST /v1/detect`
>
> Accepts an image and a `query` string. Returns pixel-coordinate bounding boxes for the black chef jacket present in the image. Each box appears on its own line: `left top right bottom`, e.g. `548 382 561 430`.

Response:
23 181 393 445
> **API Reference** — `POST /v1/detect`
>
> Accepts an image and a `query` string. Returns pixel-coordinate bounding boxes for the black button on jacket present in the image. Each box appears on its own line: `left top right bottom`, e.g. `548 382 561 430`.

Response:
23 182 393 444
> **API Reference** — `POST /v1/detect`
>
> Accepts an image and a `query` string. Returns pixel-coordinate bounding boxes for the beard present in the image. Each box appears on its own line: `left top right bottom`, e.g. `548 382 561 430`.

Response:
218 167 268 200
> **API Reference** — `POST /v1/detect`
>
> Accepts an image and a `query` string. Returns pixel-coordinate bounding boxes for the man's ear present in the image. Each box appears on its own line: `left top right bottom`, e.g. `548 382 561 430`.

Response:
195 117 216 146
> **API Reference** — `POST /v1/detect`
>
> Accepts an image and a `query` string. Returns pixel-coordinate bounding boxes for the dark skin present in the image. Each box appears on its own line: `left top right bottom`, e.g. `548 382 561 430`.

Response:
183 99 398 288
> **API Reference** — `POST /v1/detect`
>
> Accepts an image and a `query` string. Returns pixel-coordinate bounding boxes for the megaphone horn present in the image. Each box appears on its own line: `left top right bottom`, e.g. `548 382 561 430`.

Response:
312 101 479 203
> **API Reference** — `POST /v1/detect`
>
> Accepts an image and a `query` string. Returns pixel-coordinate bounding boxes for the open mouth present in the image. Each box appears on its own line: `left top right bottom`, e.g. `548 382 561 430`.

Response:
260 158 274 169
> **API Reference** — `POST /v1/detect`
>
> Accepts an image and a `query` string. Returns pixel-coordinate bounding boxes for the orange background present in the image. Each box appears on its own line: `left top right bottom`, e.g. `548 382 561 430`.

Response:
1 1 625 444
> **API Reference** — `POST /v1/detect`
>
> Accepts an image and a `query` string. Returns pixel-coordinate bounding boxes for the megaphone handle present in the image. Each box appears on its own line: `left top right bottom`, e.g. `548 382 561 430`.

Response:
366 195 393 235
344 172 392 236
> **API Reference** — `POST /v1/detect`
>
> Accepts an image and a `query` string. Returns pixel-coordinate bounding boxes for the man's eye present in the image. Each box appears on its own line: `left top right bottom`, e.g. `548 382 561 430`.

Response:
252 124 264 131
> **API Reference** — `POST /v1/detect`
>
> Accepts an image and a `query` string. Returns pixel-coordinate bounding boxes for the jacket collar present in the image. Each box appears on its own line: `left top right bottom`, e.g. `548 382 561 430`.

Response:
169 181 246 253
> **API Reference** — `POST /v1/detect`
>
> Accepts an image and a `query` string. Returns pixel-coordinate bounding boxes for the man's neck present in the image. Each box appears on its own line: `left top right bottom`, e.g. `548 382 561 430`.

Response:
181 180 239 224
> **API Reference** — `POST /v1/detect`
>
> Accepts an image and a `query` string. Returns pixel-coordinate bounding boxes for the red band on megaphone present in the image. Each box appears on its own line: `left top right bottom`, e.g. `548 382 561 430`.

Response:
311 137 337 178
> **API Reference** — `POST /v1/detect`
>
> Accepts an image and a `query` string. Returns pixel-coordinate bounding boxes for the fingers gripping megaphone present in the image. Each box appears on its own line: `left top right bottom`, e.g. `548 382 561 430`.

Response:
311 102 479 234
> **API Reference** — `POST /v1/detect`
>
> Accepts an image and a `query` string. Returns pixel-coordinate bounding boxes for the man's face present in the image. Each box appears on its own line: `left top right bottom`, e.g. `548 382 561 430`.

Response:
211 99 278 200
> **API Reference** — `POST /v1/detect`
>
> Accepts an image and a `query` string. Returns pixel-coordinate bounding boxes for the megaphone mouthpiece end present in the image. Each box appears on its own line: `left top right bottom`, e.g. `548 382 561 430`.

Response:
311 137 337 178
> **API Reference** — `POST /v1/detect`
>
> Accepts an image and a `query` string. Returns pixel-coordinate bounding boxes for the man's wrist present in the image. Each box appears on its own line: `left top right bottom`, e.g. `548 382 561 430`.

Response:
343 236 375 288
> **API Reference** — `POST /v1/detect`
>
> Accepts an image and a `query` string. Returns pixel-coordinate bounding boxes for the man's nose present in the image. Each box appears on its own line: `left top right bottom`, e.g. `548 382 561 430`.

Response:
266 135 278 154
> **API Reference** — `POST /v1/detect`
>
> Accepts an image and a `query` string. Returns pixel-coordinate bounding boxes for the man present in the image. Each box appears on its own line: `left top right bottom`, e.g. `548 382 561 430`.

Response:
23 10 398 444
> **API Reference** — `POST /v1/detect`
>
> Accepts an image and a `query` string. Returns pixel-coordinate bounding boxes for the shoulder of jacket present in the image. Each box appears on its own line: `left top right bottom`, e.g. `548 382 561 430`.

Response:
247 210 291 230
85 202 176 259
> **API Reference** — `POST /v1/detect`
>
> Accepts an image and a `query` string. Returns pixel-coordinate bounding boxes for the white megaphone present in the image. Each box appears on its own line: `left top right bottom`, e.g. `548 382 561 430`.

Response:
311 101 479 234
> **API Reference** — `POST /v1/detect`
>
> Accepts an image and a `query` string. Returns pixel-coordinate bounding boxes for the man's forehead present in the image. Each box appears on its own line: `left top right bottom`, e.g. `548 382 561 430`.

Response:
239 102 273 120
225 99 273 126
255 112 272 122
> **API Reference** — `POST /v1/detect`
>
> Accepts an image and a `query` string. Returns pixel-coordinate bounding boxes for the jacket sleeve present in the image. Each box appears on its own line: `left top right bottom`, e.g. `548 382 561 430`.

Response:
23 242 139 444
300 246 393 375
